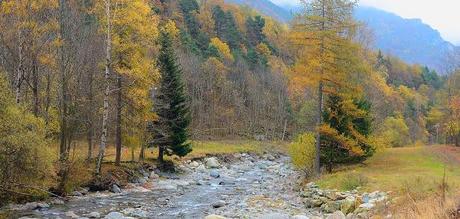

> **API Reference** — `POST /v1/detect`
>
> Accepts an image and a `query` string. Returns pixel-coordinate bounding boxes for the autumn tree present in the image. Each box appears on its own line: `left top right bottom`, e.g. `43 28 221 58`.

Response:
94 0 158 170
291 0 361 174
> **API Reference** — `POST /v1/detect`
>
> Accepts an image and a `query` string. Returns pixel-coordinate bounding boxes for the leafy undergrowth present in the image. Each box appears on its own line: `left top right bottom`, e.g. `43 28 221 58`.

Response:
316 146 460 218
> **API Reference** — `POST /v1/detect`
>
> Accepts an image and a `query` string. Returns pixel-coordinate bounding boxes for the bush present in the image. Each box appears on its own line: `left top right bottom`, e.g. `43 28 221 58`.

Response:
0 75 54 205
289 132 316 176
340 173 368 190
375 116 411 147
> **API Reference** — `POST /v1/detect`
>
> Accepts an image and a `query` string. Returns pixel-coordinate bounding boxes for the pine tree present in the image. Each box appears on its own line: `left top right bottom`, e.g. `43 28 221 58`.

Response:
150 31 192 163
320 94 374 172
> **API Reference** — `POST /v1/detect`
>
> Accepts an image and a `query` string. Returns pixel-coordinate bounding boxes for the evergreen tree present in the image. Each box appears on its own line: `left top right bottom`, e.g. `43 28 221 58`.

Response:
320 95 374 172
149 31 192 163
246 15 266 47
212 5 241 49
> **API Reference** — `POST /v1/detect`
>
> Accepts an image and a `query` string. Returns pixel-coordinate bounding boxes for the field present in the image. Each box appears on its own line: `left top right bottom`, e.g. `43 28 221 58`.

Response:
317 146 460 192
316 145 460 218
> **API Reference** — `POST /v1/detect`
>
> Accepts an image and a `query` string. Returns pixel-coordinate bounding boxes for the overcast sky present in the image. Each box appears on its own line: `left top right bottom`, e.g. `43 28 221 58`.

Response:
270 0 460 45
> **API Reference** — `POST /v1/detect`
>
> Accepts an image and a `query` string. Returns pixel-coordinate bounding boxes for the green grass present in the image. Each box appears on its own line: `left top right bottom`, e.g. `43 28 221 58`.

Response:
316 146 460 195
50 140 287 162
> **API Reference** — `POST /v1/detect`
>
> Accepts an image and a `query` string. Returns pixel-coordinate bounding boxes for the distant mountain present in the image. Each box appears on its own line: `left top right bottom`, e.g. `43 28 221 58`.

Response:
224 0 293 23
225 1 455 73
355 7 455 73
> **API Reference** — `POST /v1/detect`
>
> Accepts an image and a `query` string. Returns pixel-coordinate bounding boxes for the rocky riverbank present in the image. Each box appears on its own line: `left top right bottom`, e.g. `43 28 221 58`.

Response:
4 153 390 219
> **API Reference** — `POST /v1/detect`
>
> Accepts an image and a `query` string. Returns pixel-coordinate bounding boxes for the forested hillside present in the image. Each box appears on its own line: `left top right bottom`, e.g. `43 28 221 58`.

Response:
1 0 460 218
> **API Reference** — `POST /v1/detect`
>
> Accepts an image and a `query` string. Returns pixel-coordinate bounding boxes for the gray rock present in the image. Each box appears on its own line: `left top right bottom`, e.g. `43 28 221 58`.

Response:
65 211 80 218
206 157 220 168
326 211 346 219
49 198 65 205
138 178 147 185
341 197 356 214
155 180 177 190
212 200 226 208
149 172 159 179
210 170 220 178
204 215 227 219
111 184 122 193
321 201 341 213
257 213 289 219
121 208 148 218
292 215 310 219
36 202 49 209
304 198 323 207
196 164 206 172
357 203 374 210
189 161 200 168
72 191 83 196
86 212 101 218
104 212 124 219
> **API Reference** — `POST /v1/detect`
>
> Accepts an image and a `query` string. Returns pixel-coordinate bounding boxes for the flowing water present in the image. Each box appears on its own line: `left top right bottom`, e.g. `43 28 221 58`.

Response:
12 154 316 219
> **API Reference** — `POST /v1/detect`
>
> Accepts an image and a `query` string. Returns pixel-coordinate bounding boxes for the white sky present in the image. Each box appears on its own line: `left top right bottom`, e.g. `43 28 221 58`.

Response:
270 0 460 45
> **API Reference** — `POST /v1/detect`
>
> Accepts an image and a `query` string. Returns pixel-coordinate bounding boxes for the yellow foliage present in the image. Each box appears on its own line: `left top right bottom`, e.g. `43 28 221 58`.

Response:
256 43 271 57
162 20 180 40
288 133 317 176
210 37 234 62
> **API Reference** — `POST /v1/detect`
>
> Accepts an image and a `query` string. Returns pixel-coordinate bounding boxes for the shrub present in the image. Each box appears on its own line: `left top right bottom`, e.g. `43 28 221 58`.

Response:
0 75 54 205
340 173 368 190
289 132 316 177
375 116 411 147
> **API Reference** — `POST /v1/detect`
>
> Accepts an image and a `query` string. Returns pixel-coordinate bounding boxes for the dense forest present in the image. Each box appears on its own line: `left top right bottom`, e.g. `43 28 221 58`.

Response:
1 0 460 212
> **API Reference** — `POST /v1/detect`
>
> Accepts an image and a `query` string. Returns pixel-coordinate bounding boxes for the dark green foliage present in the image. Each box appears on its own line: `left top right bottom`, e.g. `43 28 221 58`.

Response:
212 5 241 49
246 15 266 47
149 32 192 161
321 95 374 171
206 45 222 60
178 0 209 52
421 66 442 89
246 48 268 69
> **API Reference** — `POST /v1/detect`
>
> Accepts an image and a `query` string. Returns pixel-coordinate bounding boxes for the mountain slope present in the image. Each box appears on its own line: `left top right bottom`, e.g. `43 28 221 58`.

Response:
224 0 292 22
355 7 455 73
227 1 455 73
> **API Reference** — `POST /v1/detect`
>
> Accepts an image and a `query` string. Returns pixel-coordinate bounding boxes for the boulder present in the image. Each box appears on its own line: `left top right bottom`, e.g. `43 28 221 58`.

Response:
121 208 148 218
149 172 159 179
138 178 147 185
86 212 101 218
205 157 220 168
189 161 200 168
111 184 122 193
72 191 83 196
321 201 341 213
326 211 346 219
257 213 289 219
304 198 323 208
155 181 177 190
196 164 207 172
104 212 125 219
65 211 80 218
292 215 310 219
340 197 356 214
210 170 220 178
212 200 226 208
204 215 227 219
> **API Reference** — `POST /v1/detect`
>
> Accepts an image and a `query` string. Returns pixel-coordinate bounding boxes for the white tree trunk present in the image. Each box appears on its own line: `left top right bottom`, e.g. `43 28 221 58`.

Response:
96 0 111 175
